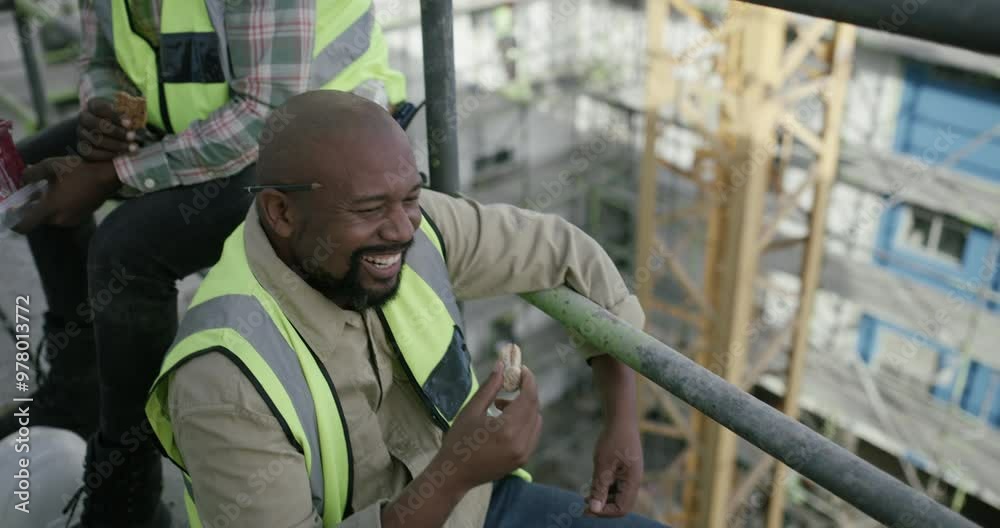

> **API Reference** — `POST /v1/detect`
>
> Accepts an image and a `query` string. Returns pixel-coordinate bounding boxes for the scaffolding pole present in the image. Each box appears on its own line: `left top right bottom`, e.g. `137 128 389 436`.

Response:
742 0 1000 55
415 1 983 526
420 0 461 195
522 286 980 528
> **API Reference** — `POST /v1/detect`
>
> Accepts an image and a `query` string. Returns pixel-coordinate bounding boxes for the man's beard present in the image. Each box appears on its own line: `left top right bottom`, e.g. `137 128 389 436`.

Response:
297 241 412 311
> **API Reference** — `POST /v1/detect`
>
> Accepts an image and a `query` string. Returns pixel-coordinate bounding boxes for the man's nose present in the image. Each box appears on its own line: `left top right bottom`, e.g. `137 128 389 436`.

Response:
380 202 416 244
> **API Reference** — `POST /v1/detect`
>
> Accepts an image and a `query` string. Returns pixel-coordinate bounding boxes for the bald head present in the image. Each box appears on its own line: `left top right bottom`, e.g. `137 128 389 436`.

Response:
254 90 424 312
256 90 407 188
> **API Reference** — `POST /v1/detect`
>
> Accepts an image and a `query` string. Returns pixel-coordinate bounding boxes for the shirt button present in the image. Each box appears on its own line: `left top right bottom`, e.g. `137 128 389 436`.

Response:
143 178 156 189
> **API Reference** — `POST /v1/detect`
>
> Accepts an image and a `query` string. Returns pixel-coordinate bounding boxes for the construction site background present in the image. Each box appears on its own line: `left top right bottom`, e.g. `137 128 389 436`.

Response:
1 0 998 526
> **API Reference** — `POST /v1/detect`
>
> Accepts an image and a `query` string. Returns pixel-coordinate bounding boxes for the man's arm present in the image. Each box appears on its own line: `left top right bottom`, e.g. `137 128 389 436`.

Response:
419 190 646 517
172 353 540 528
112 0 313 193
419 189 646 360
171 353 379 527
78 1 137 108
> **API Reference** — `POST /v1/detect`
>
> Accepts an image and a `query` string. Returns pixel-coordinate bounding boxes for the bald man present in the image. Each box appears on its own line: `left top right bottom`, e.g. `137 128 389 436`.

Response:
146 91 668 528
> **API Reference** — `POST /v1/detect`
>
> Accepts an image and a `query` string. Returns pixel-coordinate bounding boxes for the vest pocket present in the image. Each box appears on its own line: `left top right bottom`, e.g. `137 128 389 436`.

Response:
160 32 225 83
422 326 473 421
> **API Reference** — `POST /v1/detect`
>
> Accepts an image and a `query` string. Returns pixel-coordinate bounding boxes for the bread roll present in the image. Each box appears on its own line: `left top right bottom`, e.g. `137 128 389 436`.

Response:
114 92 147 130
499 343 522 391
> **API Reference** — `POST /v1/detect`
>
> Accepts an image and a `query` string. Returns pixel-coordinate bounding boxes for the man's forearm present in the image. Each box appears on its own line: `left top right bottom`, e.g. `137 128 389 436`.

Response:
380 455 470 527
591 354 637 426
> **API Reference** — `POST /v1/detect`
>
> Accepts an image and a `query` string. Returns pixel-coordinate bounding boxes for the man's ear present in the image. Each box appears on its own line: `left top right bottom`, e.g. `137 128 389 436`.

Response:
257 190 295 238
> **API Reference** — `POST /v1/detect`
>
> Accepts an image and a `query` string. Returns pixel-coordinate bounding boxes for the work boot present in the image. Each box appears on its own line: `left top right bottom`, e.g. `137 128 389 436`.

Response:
0 316 99 440
64 433 171 528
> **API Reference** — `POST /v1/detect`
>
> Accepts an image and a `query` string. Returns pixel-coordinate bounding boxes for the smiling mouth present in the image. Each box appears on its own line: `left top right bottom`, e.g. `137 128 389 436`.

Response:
362 253 402 270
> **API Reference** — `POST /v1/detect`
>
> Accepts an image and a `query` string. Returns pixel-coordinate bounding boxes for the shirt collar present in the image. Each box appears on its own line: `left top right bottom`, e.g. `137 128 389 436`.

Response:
242 207 364 339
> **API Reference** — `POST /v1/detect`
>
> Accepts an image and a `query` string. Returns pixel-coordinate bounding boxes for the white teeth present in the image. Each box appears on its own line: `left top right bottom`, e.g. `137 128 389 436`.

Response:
363 253 401 269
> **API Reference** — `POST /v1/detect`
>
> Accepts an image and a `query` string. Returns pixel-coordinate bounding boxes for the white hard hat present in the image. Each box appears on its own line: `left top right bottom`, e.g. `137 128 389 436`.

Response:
0 427 86 527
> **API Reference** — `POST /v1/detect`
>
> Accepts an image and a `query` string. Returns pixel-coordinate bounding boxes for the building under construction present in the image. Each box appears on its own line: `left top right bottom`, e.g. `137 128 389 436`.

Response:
0 0 997 526
379 1 1000 525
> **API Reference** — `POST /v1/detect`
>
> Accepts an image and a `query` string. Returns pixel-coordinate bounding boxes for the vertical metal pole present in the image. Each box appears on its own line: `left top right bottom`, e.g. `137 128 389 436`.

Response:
14 7 48 130
420 0 460 195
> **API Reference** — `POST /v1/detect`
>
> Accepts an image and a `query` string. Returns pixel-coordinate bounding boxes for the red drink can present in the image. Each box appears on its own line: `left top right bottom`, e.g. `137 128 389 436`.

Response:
0 120 27 201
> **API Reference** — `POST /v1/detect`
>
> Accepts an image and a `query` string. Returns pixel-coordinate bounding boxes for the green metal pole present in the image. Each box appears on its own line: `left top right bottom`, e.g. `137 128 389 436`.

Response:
420 0 461 195
520 286 980 528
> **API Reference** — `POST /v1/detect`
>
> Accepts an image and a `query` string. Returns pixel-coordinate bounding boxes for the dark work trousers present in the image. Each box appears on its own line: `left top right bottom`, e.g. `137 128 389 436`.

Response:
15 117 255 445
484 476 669 527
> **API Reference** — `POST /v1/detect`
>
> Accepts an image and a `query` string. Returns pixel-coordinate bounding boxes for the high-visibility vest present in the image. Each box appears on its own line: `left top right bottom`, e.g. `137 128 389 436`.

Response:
145 213 530 527
98 0 406 133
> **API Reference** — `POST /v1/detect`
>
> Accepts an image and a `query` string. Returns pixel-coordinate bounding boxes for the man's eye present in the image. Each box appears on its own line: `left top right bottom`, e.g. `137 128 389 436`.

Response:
356 206 381 214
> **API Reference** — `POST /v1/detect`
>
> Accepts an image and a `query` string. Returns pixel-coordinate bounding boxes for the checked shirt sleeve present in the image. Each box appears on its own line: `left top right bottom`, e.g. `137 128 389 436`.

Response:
112 0 314 193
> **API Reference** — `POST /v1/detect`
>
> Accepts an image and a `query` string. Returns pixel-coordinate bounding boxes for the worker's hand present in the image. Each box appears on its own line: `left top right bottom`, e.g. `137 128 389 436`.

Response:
436 361 542 490
586 417 643 517
11 157 121 232
77 98 139 161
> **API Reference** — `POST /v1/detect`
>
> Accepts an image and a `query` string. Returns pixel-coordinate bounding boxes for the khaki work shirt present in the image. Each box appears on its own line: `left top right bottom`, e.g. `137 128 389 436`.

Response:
167 189 646 527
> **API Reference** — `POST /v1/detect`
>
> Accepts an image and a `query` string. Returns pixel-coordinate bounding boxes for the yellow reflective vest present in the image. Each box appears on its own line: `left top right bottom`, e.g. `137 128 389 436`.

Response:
146 212 528 527
100 0 406 133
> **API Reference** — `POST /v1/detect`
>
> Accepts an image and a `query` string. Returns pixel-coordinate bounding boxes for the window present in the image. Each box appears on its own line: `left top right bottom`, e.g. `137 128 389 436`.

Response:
961 362 1000 423
896 205 969 265
858 316 955 399
869 324 943 390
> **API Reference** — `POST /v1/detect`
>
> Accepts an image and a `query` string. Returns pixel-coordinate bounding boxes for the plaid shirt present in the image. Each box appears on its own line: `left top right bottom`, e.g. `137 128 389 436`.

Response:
78 0 317 193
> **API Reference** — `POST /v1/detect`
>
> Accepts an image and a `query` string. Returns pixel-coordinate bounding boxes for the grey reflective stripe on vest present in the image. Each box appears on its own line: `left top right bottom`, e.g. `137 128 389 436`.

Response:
172 294 325 516
204 0 233 84
183 473 195 498
407 228 463 327
309 6 375 89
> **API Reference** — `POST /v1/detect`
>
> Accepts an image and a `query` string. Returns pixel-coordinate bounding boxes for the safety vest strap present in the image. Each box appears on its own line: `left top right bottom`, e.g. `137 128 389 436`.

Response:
101 0 403 133
171 294 327 517
407 226 462 327
203 0 232 83
311 5 373 89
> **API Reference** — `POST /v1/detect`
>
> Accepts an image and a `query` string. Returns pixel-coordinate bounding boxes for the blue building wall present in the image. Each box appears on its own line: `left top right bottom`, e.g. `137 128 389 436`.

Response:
875 59 1000 303
859 60 1000 430
857 315 1000 429
895 62 1000 183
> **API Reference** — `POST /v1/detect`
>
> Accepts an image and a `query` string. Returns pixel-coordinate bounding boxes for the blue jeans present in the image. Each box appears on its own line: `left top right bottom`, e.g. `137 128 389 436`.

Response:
484 476 668 528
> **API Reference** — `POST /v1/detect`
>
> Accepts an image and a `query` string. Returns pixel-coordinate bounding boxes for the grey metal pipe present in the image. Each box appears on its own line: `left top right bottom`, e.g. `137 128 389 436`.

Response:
420 0 461 195
14 10 48 129
521 286 981 528
741 0 1000 56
